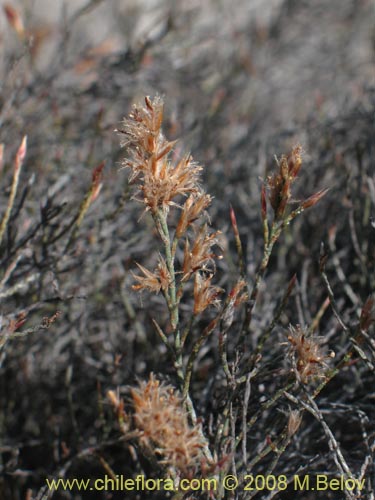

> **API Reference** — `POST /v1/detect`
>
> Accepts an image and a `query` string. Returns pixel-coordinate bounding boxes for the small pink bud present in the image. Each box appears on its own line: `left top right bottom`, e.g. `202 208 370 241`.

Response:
229 204 240 239
301 188 329 209
3 4 25 37
90 161 104 202
15 136 27 171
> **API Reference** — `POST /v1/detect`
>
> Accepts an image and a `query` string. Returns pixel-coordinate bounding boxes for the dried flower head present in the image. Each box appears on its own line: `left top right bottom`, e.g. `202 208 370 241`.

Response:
193 272 222 315
120 96 202 215
142 154 202 214
286 325 334 384
176 191 212 238
131 374 208 477
182 225 222 281
120 95 164 161
267 145 302 220
132 257 171 294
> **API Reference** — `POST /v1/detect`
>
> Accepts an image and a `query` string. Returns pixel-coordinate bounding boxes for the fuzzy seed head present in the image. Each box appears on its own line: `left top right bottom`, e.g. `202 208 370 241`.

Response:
182 225 221 281
120 96 203 215
287 325 333 384
132 257 171 294
176 191 212 238
131 374 208 477
193 272 222 315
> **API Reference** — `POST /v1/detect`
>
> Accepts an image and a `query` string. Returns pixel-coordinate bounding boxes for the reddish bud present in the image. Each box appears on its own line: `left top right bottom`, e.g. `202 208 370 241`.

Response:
287 145 302 179
229 204 240 239
15 136 27 172
90 161 104 202
301 188 329 210
145 96 153 111
3 4 25 37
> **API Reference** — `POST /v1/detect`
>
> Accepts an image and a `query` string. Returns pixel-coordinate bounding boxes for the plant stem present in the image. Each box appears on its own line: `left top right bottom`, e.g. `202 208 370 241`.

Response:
242 222 281 338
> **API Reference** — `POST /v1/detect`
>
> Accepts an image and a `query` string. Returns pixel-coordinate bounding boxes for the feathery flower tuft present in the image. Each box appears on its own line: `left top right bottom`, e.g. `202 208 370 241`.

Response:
132 257 171 294
287 325 334 383
120 96 202 215
267 145 302 220
193 272 222 315
182 225 222 281
176 191 212 238
131 374 208 477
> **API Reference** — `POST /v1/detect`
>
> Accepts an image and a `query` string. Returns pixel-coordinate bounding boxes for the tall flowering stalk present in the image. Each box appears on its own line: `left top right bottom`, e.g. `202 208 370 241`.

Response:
243 146 328 337
119 96 221 418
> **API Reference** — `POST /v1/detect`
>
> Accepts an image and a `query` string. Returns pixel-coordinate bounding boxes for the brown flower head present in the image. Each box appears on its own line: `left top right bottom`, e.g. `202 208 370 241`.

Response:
131 374 208 477
176 191 212 238
120 96 202 215
182 225 221 281
132 256 171 294
141 154 202 214
267 145 302 220
120 95 164 163
286 325 334 384
193 272 222 315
